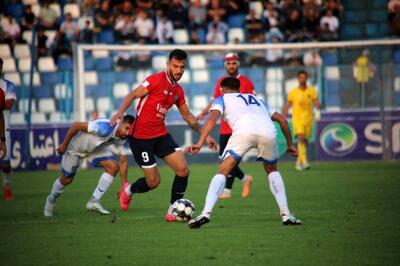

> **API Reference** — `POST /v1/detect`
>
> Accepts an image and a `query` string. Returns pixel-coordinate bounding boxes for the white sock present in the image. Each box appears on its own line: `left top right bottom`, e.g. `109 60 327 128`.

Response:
202 174 226 215
92 172 114 201
49 178 64 203
2 172 11 187
222 188 232 194
240 175 248 184
267 171 290 216
125 183 132 196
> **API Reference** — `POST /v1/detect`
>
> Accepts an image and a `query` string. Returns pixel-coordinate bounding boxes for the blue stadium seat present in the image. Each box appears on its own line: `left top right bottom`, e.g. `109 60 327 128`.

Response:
58 58 73 70
98 30 115 44
343 11 368 23
325 80 340 94
96 58 114 71
246 68 265 82
379 23 389 36
6 4 24 22
208 57 224 68
365 23 379 38
90 85 110 97
41 73 58 87
116 71 136 84
372 0 387 8
340 25 363 39
98 72 115 85
196 28 206 44
190 82 213 95
325 94 340 107
33 86 53 98
209 69 226 83
322 52 339 66
395 65 400 77
227 14 246 28
85 58 95 70
394 50 400 64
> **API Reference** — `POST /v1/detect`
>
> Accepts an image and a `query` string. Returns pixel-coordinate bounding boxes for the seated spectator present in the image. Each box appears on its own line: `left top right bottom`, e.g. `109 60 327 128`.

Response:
247 34 264 66
37 29 49 58
388 0 400 35
320 9 339 33
278 0 299 19
119 0 134 16
95 0 115 31
189 30 202 44
245 9 263 42
263 2 280 31
303 0 320 18
21 5 36 31
283 9 303 41
226 0 248 16
156 14 174 44
114 13 135 43
207 16 228 38
51 31 73 64
303 8 320 39
38 0 58 30
167 0 188 29
133 38 151 69
189 0 207 29
80 20 95 43
114 51 134 70
322 0 343 18
266 27 284 43
1 15 23 46
207 0 227 21
137 0 155 16
60 13 80 42
318 22 338 41
206 23 225 44
133 10 154 43
284 49 303 66
303 49 322 84
81 0 100 16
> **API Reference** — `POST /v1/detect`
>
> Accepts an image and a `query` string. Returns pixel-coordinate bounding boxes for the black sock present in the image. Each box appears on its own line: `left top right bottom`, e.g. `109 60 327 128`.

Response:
130 177 152 194
170 175 188 204
231 165 245 180
225 174 234 189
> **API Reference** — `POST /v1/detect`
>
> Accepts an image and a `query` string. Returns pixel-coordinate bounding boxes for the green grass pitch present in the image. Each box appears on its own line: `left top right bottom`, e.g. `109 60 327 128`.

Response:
0 161 399 266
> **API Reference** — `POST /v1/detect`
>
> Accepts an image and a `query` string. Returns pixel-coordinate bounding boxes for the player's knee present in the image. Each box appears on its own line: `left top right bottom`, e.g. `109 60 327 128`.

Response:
175 165 189 177
147 178 160 189
107 165 119 177
264 164 277 174
1 164 11 173
59 176 73 185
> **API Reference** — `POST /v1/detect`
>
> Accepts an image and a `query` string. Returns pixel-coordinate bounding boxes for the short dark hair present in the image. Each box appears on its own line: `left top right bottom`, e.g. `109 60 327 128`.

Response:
169 49 187 61
0 58 3 66
297 70 308 77
123 115 135 124
220 77 240 91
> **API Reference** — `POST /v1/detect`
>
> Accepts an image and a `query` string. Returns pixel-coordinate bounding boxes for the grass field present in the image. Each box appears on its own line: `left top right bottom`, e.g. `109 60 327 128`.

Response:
0 161 399 266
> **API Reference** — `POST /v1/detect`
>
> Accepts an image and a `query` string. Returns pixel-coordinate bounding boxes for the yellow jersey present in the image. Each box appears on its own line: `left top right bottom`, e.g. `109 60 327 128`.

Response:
287 86 317 125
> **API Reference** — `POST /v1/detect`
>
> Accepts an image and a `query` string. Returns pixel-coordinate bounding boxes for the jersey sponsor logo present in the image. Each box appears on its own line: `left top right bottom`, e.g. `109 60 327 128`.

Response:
320 123 358 156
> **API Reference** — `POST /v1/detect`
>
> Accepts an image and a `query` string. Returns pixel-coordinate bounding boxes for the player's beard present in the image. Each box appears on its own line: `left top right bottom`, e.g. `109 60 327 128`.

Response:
168 70 182 82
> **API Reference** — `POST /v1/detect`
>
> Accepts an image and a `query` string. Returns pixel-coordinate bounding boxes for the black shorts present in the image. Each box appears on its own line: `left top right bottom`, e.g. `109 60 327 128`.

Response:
219 134 232 156
128 134 179 168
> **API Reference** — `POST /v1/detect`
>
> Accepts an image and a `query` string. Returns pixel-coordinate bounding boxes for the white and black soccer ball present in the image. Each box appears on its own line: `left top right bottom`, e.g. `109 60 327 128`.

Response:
171 199 195 222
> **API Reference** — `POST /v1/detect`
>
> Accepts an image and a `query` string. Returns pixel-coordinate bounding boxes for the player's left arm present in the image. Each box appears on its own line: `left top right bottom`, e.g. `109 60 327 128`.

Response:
178 103 217 151
57 122 89 154
118 154 128 184
190 110 221 154
5 99 15 110
313 89 321 121
271 112 298 157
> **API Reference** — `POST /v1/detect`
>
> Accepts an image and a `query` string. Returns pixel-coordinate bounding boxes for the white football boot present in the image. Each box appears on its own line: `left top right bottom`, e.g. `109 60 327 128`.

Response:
86 200 110 215
188 212 211 229
282 213 303 225
44 195 55 217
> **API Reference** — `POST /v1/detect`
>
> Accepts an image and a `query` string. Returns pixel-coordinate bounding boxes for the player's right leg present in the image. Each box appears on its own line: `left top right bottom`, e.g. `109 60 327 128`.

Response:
44 152 80 217
119 136 160 211
1 133 13 201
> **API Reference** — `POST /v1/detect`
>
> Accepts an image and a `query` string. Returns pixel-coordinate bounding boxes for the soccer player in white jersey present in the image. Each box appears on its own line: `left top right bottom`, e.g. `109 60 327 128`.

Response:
43 115 135 217
0 58 16 201
188 77 302 228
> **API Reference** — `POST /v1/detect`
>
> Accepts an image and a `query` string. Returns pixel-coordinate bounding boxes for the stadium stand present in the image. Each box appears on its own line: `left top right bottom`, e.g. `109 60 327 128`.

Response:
0 0 398 124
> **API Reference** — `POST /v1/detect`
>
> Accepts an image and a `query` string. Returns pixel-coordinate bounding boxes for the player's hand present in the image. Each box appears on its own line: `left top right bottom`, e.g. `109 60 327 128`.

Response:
314 110 321 121
206 136 218 151
188 144 202 155
287 145 298 157
110 113 122 126
0 142 6 159
57 143 68 155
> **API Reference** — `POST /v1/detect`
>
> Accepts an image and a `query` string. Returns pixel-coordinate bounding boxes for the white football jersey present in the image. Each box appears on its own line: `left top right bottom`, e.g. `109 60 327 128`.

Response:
0 78 17 131
69 119 124 157
210 93 277 138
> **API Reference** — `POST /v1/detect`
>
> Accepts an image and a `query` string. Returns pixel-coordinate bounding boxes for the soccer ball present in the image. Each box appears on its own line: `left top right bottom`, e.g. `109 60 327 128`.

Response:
171 199 195 222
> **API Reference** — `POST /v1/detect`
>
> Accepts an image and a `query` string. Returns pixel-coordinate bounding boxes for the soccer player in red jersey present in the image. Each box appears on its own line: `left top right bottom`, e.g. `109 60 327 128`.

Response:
197 53 255 199
111 49 217 221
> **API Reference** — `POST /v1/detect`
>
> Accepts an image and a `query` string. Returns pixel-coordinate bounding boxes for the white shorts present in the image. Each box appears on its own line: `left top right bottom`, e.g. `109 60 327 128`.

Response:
61 146 115 177
109 143 131 156
221 133 278 164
